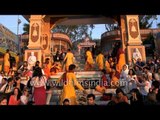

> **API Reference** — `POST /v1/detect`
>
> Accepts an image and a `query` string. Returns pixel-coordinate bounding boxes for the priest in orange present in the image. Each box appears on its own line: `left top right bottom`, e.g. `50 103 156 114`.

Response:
116 48 126 73
96 51 105 70
63 49 74 72
3 49 10 74
15 53 20 70
57 64 86 105
84 48 94 71
110 69 119 88
105 56 114 74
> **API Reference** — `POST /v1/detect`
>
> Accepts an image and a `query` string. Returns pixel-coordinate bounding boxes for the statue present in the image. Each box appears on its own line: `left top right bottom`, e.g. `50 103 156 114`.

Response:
28 52 37 70
32 23 38 37
132 48 142 62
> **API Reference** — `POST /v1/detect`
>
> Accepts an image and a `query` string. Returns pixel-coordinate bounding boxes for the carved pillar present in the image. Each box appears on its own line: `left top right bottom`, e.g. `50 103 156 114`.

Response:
120 15 127 51
24 15 44 66
120 15 127 63
41 16 51 62
125 15 146 63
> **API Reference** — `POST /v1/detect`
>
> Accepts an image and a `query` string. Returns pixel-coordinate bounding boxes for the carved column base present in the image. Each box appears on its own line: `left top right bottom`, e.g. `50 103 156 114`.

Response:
127 45 146 63
24 49 43 67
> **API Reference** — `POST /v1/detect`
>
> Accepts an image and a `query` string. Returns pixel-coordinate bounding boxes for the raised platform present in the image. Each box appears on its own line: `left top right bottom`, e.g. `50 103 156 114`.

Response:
49 71 102 89
48 71 116 105
49 71 102 80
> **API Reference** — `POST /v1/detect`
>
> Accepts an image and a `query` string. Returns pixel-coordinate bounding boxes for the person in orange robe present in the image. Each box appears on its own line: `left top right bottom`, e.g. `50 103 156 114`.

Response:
116 48 126 73
63 49 74 72
43 58 51 79
105 56 114 74
15 53 20 70
95 69 109 94
3 49 10 74
57 64 86 105
111 88 129 104
110 69 119 88
96 51 105 70
84 48 94 71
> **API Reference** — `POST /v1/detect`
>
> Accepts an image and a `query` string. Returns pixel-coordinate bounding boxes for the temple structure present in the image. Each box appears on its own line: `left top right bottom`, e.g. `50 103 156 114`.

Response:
23 15 147 65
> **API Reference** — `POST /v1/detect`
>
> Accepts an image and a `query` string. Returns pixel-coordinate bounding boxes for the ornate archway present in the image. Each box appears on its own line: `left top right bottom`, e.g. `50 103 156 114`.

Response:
23 15 146 66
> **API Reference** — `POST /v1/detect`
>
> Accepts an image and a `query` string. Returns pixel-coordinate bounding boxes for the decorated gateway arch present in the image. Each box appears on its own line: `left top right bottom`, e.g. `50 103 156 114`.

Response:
23 15 146 66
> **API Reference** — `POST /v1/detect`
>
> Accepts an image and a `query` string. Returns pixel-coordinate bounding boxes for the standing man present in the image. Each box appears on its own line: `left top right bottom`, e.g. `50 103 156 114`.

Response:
63 49 74 71
86 94 97 105
96 51 105 70
58 64 86 105
84 48 94 71
3 49 10 75
15 53 20 70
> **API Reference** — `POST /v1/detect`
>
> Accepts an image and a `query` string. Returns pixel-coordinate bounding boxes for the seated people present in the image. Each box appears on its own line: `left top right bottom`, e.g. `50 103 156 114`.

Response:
86 94 97 105
62 98 70 105
111 88 129 104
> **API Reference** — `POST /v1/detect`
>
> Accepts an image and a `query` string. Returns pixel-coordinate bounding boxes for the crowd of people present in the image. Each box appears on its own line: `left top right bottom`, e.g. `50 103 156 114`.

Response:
1 42 160 106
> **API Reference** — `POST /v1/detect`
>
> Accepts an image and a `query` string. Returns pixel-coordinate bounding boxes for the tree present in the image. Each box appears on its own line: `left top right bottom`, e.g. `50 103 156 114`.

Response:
143 33 155 56
52 24 95 42
105 23 119 32
22 23 29 34
157 23 160 28
104 15 158 31
139 15 158 29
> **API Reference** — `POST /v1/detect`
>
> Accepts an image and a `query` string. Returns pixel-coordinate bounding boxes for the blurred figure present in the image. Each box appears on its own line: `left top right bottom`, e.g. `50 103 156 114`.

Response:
84 48 94 71
13 76 25 93
110 69 119 88
0 72 5 85
95 69 110 94
28 52 37 70
144 92 158 105
3 49 10 75
132 48 142 62
31 67 47 105
20 88 30 105
0 95 7 105
87 94 96 105
15 53 20 70
116 48 126 73
105 56 114 74
17 61 29 74
111 88 129 104
43 59 51 79
63 49 74 71
96 51 105 70
0 77 14 103
129 88 143 105
63 98 70 105
120 64 129 80
58 64 86 105
8 87 21 105
137 75 151 100
127 69 138 93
